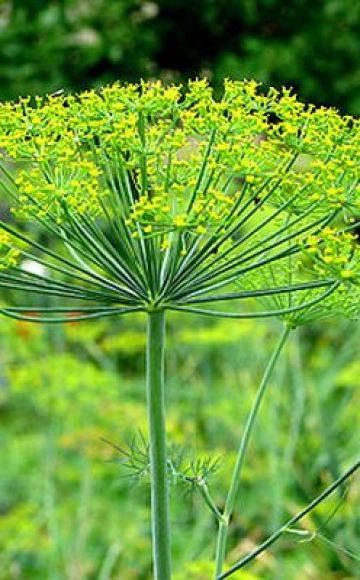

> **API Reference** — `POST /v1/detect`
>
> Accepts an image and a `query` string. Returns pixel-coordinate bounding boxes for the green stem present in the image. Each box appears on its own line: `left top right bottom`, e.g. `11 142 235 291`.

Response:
198 480 226 524
214 324 291 577
146 310 172 580
218 458 360 578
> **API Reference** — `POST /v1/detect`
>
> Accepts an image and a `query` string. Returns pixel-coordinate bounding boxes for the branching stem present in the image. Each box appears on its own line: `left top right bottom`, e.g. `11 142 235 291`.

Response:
214 324 291 577
218 458 360 578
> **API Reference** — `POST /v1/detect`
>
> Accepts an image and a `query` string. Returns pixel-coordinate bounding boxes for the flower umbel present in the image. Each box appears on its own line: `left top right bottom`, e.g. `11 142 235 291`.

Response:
0 79 359 320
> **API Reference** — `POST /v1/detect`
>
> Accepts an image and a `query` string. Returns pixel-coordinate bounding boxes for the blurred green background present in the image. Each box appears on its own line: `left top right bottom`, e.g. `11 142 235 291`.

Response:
0 1 359 579
1 0 360 113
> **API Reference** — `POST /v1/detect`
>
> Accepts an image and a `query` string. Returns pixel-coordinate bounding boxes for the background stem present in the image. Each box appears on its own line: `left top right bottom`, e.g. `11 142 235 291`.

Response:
215 324 291 577
218 458 360 578
146 310 172 579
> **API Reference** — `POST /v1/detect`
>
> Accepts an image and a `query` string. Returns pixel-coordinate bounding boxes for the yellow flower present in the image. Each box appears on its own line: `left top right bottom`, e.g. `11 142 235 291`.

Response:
196 225 206 234
174 215 187 228
341 270 353 279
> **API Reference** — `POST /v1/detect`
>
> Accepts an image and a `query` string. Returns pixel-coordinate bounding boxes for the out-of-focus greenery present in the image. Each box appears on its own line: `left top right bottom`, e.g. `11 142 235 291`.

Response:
0 0 360 113
0 311 359 578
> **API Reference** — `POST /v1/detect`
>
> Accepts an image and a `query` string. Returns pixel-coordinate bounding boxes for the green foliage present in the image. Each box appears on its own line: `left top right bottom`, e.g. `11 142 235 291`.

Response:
1 1 360 113
0 0 156 99
0 315 359 578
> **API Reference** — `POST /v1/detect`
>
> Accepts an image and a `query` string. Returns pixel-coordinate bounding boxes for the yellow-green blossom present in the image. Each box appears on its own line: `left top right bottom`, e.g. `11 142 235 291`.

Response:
0 79 358 319
0 231 20 269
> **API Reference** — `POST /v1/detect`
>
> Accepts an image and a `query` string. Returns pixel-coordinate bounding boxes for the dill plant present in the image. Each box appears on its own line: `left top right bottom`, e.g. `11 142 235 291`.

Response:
0 79 359 579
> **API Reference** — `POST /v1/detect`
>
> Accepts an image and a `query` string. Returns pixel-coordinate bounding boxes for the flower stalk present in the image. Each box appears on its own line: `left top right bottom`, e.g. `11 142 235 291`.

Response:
215 324 291 577
146 309 171 580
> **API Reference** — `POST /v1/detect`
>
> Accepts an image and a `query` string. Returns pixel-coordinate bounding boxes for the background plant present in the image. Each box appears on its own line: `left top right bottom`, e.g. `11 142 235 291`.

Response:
1 1 360 114
1 315 359 578
0 80 359 578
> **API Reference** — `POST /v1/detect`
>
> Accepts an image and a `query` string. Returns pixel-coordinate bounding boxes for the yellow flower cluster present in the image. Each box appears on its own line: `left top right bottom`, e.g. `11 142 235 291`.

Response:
0 231 20 269
13 158 105 221
0 78 358 260
306 227 359 282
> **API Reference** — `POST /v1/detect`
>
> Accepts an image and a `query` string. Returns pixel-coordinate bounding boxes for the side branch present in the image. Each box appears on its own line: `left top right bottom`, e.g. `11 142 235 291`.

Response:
218 458 360 579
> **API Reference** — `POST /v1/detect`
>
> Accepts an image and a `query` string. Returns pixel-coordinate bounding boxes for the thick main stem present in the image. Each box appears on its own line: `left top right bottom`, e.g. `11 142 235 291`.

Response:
215 325 291 577
146 310 171 580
